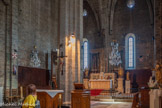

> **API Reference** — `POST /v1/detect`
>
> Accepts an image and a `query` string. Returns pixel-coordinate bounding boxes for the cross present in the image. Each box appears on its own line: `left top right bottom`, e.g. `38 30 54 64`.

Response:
57 52 67 58
12 52 17 59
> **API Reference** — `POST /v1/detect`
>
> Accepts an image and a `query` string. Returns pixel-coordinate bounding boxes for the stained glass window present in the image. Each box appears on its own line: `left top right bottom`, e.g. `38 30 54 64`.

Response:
84 41 88 69
128 37 134 67
125 33 136 69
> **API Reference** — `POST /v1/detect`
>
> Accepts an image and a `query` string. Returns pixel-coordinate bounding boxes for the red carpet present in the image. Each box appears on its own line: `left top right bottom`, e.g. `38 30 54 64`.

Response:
90 89 104 96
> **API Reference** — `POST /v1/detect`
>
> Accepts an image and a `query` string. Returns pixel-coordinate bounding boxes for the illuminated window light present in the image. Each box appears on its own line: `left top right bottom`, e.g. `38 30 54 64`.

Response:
127 0 135 8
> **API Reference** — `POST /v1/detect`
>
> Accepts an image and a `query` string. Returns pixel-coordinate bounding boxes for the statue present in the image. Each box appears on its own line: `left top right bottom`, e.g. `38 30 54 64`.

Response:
126 71 130 80
155 63 162 87
118 66 124 78
148 76 157 88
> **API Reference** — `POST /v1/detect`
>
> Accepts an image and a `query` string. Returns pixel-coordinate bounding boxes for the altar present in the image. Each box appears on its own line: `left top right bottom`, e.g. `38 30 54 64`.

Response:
37 89 64 108
83 72 115 90
89 80 112 90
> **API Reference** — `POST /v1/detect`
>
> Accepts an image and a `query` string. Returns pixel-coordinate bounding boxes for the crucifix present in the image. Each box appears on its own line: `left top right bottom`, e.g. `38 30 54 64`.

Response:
58 52 67 75
51 51 67 89
52 51 67 75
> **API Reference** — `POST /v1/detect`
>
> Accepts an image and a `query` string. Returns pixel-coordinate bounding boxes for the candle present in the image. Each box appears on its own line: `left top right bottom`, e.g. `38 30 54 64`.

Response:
20 86 23 99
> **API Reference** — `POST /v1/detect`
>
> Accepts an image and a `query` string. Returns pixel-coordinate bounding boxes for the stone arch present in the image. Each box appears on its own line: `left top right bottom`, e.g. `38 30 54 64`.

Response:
109 0 117 35
84 0 101 31
109 0 154 34
1 0 8 5
145 0 154 25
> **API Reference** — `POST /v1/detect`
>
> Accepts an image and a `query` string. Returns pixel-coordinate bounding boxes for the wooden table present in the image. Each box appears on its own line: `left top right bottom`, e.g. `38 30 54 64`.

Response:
37 90 64 108
89 80 112 90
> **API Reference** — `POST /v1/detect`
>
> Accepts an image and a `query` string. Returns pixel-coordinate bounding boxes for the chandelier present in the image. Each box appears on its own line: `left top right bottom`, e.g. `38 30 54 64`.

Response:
109 41 122 66
30 46 41 67
127 0 135 8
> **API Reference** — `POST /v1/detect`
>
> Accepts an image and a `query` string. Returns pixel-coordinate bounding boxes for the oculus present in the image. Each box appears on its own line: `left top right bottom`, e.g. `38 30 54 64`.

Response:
127 0 135 8
83 9 87 16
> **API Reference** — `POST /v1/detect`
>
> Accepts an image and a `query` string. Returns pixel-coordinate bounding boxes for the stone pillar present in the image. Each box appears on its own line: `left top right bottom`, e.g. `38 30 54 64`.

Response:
59 0 83 103
117 78 124 93
155 0 162 64
125 80 131 93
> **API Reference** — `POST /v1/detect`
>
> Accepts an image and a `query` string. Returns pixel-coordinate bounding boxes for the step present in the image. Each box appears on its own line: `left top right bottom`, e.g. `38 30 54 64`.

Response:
99 99 114 102
114 99 133 102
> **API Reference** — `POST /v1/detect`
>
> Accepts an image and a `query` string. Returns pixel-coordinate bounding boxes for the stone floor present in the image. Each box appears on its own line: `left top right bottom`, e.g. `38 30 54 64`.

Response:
0 101 132 108
91 101 132 108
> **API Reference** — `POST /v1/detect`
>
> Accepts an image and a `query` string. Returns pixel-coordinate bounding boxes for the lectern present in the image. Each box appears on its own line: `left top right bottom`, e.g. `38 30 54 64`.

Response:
71 84 90 108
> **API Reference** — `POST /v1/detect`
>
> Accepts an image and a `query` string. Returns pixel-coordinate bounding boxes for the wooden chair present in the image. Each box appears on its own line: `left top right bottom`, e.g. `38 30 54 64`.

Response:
5 86 24 102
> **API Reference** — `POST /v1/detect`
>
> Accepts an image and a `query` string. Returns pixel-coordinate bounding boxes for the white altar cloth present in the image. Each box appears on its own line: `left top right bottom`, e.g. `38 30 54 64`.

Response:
37 89 64 98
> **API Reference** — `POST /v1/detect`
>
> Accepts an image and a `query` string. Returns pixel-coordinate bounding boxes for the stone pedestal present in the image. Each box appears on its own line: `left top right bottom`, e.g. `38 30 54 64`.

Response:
149 89 162 108
117 78 124 93
125 80 131 93
0 87 3 106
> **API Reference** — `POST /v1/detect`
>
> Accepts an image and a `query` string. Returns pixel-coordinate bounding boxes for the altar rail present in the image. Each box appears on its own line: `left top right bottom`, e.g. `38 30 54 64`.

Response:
91 90 135 99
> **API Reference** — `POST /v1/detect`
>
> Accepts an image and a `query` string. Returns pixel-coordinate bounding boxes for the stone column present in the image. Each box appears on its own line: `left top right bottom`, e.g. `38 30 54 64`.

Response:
59 0 83 103
155 0 162 64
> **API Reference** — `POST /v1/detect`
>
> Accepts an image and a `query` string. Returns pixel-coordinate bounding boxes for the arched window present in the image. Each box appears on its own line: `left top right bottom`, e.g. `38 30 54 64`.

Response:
125 33 136 69
83 39 88 69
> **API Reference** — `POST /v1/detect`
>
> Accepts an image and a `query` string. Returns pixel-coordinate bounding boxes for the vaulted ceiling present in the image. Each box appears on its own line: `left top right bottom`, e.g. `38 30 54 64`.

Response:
84 0 154 35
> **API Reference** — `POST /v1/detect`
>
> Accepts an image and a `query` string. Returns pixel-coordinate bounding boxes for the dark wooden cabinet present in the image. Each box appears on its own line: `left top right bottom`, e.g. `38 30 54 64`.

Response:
71 90 90 108
18 66 51 97
18 66 50 88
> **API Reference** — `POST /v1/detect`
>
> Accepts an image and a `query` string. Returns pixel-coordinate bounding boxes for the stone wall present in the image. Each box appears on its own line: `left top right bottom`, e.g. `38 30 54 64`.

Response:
0 0 59 90
17 0 58 68
112 0 154 70
0 1 6 87
13 0 59 89
84 0 154 72
83 1 104 49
